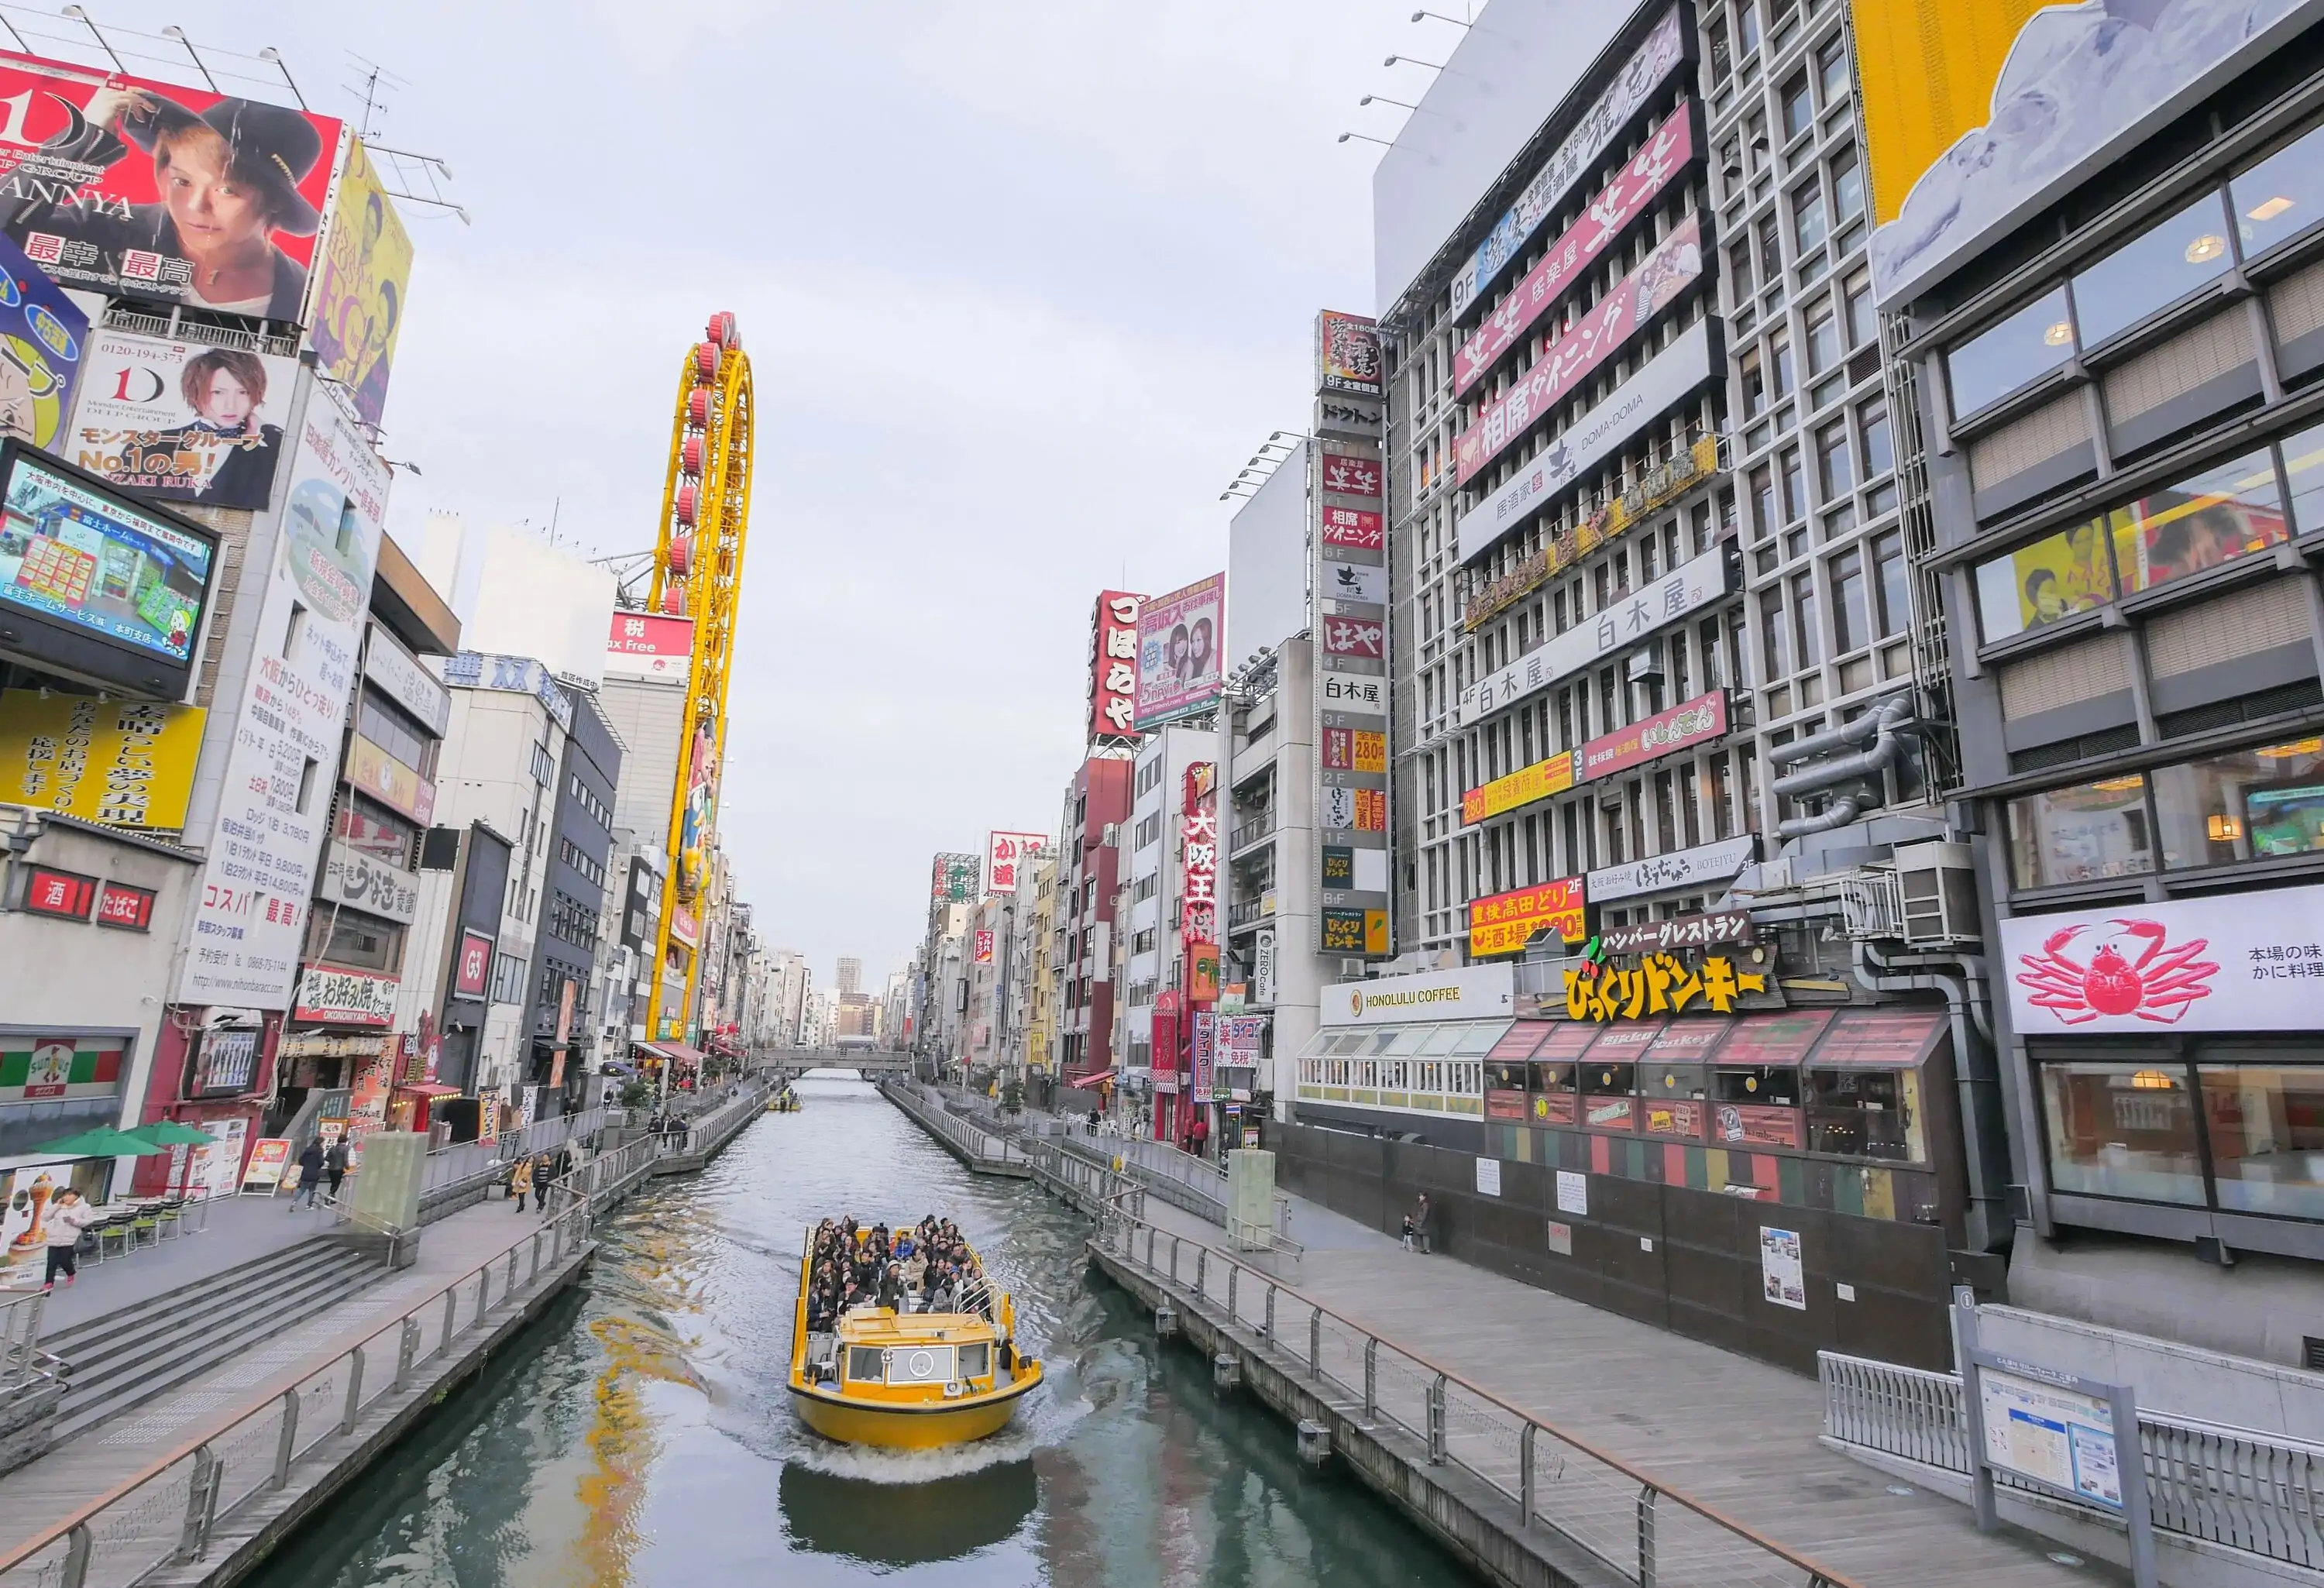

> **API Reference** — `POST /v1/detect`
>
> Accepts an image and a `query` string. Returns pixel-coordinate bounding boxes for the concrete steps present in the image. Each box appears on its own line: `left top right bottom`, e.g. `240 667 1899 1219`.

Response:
42 1240 387 1439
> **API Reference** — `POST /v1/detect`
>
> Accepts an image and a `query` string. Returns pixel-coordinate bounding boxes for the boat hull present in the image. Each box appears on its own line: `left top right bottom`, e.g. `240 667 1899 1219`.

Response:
788 1369 1040 1451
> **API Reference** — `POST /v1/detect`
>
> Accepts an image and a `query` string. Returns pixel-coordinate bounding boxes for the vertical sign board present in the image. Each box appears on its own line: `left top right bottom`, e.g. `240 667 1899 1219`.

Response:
1952 1296 2157 1588
1312 310 1391 958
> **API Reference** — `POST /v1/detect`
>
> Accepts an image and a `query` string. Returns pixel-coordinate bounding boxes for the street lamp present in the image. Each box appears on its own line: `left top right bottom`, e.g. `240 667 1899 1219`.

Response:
1338 131 1394 146
1384 53 1443 69
1411 9 1472 25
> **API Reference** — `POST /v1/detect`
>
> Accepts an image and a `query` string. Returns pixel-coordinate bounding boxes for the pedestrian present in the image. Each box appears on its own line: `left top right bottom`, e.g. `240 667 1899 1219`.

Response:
1406 1193 1432 1255
534 1152 555 1214
1189 1112 1209 1161
41 1188 95 1289
508 1155 534 1213
291 1139 325 1211
323 1137 349 1204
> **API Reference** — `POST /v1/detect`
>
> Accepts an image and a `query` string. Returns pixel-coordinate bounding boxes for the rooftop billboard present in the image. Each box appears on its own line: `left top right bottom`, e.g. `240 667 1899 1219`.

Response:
1133 572 1224 729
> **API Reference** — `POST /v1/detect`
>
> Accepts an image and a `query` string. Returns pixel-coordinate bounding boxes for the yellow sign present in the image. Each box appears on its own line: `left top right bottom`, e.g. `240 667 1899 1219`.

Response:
1564 954 1765 1022
1463 751 1577 825
0 690 204 827
1850 0 2044 229
308 139 415 428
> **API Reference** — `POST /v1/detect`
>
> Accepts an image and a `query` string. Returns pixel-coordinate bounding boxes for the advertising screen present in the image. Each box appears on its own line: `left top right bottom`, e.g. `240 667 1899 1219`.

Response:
66 330 296 509
0 51 345 320
1134 572 1225 728
0 442 216 692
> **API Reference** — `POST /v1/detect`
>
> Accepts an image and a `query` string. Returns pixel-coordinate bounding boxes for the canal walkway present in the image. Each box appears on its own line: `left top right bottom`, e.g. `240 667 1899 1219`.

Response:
891 1087 2097 1588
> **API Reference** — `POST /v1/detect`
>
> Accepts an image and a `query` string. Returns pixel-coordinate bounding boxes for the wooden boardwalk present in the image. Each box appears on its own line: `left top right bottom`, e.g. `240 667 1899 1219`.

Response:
1126 1193 2109 1588
0 1196 572 1560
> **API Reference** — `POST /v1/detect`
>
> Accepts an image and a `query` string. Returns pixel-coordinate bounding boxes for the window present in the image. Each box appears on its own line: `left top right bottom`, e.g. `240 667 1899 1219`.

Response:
2071 191 2235 349
2284 420 2324 534
1830 149 1864 223
2151 737 2324 869
1729 239 1755 301
1829 548 1868 655
1707 18 1732 84
1757 213 1783 280
1791 180 1828 255
1789 570 1820 667
1780 71 1813 141
1947 287 2073 418
1807 1067 1925 1162
1737 0 1760 54
2006 775 2152 889
1870 530 1909 638
1816 34 1849 105
2232 122 2324 259
357 695 431 772
1769 332 1795 400
1804 304 1840 376
847 1346 886 1383
2201 1062 2324 1218
1814 420 1851 501
2111 449 2286 598
1740 346 1767 418
1857 399 1893 479
337 797 416 866
2040 1061 2204 1205
1779 445 1805 522
1759 586 1790 679
1973 520 2118 642
304 909 404 974
1750 463 1776 541
1843 268 1876 349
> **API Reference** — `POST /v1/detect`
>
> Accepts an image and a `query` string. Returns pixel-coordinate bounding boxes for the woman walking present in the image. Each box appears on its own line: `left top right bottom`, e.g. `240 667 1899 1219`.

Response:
508 1156 534 1214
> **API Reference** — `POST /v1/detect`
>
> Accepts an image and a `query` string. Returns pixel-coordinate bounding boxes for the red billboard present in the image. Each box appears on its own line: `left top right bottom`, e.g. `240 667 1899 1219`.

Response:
0 53 345 321
1322 614 1385 660
1581 690 1728 782
1454 110 1696 396
452 930 493 999
1321 506 1384 549
1320 453 1380 498
605 610 695 680
1088 589 1143 740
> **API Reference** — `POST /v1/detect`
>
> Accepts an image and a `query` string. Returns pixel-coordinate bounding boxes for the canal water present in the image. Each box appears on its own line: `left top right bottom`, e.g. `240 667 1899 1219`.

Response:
246 1075 1463 1587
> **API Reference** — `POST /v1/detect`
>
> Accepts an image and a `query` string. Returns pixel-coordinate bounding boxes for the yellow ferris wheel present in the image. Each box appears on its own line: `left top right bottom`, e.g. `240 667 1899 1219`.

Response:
645 311 753 1046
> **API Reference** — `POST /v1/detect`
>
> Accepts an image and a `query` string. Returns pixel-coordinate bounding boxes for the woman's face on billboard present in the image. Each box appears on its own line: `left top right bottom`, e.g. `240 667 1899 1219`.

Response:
196 367 256 428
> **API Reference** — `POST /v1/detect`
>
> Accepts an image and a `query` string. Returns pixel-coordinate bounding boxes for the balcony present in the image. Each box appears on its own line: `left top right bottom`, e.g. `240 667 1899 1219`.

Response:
1226 895 1273 932
1229 811 1277 853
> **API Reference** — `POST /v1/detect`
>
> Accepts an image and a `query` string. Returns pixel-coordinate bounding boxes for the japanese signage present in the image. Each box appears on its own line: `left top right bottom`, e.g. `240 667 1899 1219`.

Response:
1998 881 2324 1035
1319 452 1381 498
1315 310 1382 395
930 852 979 905
0 55 344 318
1470 878 1586 959
1088 589 1143 740
1325 964 1514 1026
187 1027 260 1097
1581 690 1728 782
66 331 295 509
1565 953 1767 1022
1134 572 1225 728
1320 505 1383 550
0 689 202 827
972 928 995 964
321 839 418 924
603 610 695 682
21 863 92 919
294 964 397 1027
346 734 433 825
362 620 448 735
1181 765 1218 944
441 651 574 732
1759 1226 1807 1311
985 830 1047 896
1455 107 1696 395
1188 942 1220 1002
1321 611 1385 660
452 929 493 999
1464 545 1732 724
1599 911 1755 955
1190 1010 1217 1102
1456 318 1719 567
0 229 87 452
96 878 154 930
1253 929 1277 1006
1322 559 1386 607
1221 1013 1266 1063
1463 751 1578 827
1455 215 1707 487
0 1034 123 1102
1451 6 1687 313
1590 834 1757 904
1320 726 1387 773
179 388 386 1010
306 139 413 427
1319 907 1388 955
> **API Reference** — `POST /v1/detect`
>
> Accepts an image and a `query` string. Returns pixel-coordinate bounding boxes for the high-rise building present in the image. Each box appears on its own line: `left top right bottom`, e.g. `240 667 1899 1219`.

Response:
1055 758 1133 1085
835 956 861 996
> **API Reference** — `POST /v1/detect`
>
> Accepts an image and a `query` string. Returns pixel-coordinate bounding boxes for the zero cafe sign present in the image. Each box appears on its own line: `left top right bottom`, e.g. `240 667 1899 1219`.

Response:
2000 880 2324 1033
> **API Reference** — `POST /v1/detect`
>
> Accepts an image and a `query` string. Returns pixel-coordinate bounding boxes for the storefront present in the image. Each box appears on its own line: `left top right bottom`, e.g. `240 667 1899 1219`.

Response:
1999 881 2324 1262
1293 964 1517 1143
635 1040 707 1098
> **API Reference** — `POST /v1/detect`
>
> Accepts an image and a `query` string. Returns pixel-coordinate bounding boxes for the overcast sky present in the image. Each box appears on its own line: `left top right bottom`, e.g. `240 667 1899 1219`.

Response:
57 0 1434 985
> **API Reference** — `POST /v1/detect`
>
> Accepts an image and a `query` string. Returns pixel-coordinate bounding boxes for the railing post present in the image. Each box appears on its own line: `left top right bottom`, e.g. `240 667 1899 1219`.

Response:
1309 1308 1322 1377
272 1386 300 1487
1427 1373 1448 1463
1520 1423 1537 1527
395 1317 418 1390
1637 1483 1659 1588
1226 1264 1239 1322
1195 1246 1207 1300
440 1288 457 1356
506 1247 520 1295
1263 1283 1275 1343
60 1521 91 1588
531 1230 544 1281
341 1346 366 1435
1363 1337 1377 1421
177 1445 221 1560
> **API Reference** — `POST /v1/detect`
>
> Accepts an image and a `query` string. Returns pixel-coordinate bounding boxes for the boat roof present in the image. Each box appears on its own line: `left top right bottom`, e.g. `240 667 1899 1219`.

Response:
834 1309 997 1345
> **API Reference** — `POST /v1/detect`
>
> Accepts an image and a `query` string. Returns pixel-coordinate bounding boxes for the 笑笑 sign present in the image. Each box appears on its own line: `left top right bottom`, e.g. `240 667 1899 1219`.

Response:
1999 881 2324 1035
1469 878 1586 959
1324 964 1515 1026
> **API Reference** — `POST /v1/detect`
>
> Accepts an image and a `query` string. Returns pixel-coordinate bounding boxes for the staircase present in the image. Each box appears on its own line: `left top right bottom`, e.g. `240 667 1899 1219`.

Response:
40 1241 388 1439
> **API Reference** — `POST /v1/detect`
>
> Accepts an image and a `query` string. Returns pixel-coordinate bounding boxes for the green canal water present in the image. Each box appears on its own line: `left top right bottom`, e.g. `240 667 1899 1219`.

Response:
242 1075 1465 1586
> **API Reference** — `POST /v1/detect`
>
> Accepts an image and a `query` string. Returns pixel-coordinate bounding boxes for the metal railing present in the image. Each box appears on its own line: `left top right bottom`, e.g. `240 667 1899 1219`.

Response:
1 1291 52 1393
1819 1350 2324 1570
673 1079 772 1156
884 1083 1027 1170
0 1202 594 1588
416 1105 621 1194
1093 1205 1858 1588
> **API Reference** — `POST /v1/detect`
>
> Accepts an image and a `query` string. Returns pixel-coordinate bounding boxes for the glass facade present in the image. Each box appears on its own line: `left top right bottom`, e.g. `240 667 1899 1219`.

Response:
2006 775 2152 889
2009 740 2324 890
2039 1055 2324 1224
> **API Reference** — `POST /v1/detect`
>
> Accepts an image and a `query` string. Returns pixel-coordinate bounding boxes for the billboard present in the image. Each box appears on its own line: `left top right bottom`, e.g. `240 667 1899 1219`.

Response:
1320 505 1383 550
604 609 695 682
178 387 387 1010
1133 572 1224 728
66 331 295 509
0 55 345 320
293 964 397 1027
1315 310 1382 395
985 830 1047 895
305 139 412 426
1463 544 1734 724
1853 0 2324 305
0 231 85 452
1088 589 1143 740
930 851 979 905
1580 689 1728 782
1470 878 1587 959
1463 751 1580 827
0 688 201 827
0 440 218 696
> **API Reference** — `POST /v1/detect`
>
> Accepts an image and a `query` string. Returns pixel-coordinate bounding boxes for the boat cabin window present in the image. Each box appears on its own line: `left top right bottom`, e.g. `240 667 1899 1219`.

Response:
959 1342 992 1379
846 1346 885 1383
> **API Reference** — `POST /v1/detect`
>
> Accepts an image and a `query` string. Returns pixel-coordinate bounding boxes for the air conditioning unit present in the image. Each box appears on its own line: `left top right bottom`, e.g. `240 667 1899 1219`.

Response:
1625 644 1663 684
1893 841 1981 947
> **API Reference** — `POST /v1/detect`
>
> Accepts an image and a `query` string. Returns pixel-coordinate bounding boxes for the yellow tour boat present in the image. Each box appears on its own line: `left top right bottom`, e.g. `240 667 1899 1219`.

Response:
787 1224 1042 1450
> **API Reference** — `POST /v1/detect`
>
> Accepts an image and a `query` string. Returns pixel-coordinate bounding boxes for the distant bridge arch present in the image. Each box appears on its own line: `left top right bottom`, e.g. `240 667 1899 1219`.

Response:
762 1047 916 1077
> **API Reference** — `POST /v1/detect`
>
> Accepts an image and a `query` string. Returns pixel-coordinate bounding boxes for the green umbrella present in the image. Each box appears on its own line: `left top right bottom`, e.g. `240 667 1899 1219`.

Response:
27 1127 170 1158
122 1121 216 1146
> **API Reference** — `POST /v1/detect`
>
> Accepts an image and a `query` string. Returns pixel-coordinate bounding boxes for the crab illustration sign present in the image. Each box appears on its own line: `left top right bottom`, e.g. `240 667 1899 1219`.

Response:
1997 885 2324 1035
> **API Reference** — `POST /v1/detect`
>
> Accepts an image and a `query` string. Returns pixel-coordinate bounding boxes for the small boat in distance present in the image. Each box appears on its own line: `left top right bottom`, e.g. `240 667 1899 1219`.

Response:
788 1220 1041 1450
767 1085 802 1113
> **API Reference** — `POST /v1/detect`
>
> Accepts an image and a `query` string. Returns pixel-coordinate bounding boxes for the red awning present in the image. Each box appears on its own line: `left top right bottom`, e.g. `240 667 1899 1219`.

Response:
1067 1067 1115 1088
638 1040 706 1067
396 1082 462 1098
